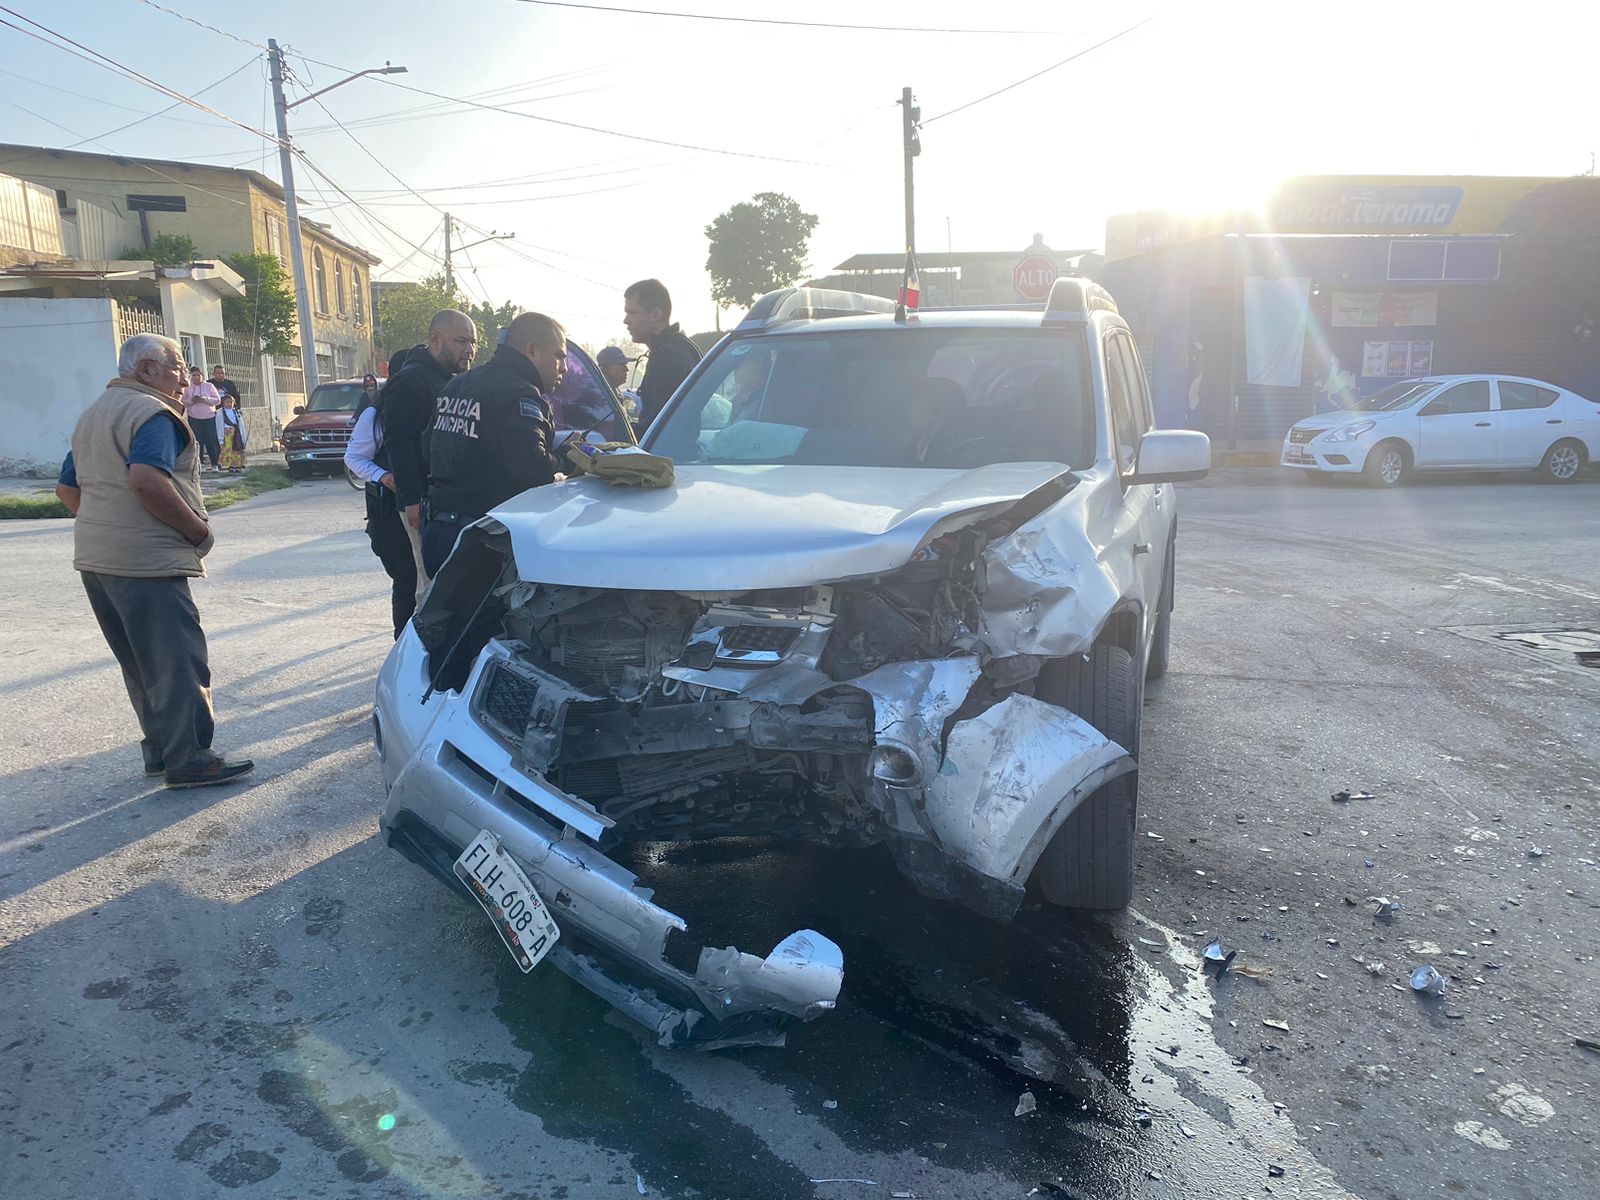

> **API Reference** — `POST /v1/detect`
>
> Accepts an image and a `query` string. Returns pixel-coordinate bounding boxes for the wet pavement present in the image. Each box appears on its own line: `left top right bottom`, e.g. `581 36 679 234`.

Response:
2 474 1596 1198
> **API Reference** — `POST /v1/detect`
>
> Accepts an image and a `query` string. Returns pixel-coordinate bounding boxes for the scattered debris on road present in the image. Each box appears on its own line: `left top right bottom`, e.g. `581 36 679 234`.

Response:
1331 789 1376 803
823 1099 839 1110
1370 896 1401 920
1136 1108 1153 1127
1356 958 1386 976
1014 1090 1037 1117
1410 965 1447 996
636 1173 648 1195
1575 1035 1600 1052
1203 939 1238 975
1528 846 1544 859
1268 1164 1286 1178
1263 1018 1290 1032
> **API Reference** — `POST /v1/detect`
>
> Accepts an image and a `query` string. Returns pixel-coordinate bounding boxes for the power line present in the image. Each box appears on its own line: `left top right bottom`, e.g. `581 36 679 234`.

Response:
68 57 258 150
508 0 1063 35
0 66 225 125
135 0 269 50
0 8 279 144
923 15 1158 124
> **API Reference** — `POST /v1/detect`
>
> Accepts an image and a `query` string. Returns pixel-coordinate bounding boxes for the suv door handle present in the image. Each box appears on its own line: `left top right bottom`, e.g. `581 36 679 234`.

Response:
1546 419 1563 425
1474 421 1491 427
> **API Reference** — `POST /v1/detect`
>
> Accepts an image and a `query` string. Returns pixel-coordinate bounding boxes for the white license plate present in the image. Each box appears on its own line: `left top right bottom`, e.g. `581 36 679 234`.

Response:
453 829 560 973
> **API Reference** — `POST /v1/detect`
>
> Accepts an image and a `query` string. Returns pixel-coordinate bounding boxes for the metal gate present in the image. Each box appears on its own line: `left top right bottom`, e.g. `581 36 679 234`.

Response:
221 332 273 450
116 303 165 344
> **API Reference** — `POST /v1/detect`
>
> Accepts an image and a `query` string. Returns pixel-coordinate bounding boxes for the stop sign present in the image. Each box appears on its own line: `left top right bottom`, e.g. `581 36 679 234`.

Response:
1013 254 1058 301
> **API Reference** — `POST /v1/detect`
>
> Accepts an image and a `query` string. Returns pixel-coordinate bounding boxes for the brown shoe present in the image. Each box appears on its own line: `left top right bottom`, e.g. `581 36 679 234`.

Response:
165 754 255 789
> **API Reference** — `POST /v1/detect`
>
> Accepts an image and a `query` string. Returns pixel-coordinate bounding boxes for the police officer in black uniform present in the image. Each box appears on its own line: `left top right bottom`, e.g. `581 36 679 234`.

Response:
384 309 478 543
421 311 569 576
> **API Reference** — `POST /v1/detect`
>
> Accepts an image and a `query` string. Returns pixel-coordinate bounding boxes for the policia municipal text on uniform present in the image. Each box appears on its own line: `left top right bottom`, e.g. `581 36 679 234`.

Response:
420 312 570 577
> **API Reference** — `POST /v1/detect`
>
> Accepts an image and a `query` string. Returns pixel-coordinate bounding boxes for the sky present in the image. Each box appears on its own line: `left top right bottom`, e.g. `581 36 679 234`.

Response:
1 0 1597 347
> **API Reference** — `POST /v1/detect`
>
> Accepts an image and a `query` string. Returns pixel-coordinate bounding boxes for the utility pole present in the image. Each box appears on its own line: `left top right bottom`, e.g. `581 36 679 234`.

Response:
442 215 514 299
267 42 407 396
900 87 921 258
268 40 319 396
443 214 453 294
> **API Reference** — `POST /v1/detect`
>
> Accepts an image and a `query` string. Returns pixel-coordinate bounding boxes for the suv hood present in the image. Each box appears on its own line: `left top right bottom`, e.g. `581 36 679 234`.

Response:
489 462 1073 591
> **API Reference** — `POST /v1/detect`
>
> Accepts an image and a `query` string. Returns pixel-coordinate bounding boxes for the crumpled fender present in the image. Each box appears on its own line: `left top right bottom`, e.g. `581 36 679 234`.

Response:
851 660 1134 886
977 484 1127 658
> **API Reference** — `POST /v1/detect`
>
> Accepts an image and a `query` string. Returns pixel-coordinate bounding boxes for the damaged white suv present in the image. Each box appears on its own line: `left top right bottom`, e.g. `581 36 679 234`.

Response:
373 280 1210 1046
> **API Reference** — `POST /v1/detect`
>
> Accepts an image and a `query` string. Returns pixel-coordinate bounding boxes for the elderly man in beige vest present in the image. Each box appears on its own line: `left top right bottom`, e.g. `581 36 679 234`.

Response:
54 333 254 789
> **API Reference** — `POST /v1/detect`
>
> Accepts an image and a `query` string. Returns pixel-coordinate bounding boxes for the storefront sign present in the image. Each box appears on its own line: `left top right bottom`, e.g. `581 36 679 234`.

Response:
1363 339 1434 378
1272 184 1463 232
1331 291 1439 327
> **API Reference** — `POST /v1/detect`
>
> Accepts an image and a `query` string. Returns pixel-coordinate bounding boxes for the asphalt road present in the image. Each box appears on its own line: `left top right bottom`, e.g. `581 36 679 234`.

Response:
1 469 1596 1200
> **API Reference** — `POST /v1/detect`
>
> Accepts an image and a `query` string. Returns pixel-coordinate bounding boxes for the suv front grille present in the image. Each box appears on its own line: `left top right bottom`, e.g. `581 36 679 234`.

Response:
477 662 537 739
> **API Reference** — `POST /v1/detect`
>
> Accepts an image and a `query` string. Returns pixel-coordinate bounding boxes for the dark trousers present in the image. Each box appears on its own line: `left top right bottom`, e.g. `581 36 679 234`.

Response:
188 415 221 468
80 571 214 773
365 486 418 638
421 512 471 578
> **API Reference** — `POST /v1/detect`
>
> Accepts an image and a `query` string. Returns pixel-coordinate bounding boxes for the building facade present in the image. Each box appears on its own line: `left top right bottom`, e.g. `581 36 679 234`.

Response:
0 143 381 414
1100 175 1600 447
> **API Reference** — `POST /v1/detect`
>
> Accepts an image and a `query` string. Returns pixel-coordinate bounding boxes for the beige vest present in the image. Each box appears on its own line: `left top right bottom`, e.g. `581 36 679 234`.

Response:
71 378 213 578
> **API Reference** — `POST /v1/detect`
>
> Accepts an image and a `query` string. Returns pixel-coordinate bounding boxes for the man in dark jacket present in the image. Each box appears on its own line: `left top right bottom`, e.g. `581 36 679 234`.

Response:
421 312 568 576
623 278 701 429
382 309 478 536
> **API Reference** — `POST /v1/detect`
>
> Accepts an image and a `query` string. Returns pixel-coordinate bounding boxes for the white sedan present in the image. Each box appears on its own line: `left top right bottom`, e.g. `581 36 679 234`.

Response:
1281 374 1599 486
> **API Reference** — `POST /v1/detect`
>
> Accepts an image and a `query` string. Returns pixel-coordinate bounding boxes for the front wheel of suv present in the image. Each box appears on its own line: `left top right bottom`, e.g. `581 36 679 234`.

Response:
1034 644 1140 910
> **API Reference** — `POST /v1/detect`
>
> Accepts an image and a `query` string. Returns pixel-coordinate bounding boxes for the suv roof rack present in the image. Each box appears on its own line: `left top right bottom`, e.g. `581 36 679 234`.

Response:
1042 277 1119 327
737 286 896 331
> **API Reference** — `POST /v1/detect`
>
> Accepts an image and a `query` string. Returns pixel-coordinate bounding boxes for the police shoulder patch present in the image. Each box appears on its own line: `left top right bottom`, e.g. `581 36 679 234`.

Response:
518 397 544 420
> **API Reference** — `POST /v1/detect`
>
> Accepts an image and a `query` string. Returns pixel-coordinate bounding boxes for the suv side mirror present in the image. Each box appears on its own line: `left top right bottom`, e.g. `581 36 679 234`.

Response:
292 405 306 415
1129 429 1210 484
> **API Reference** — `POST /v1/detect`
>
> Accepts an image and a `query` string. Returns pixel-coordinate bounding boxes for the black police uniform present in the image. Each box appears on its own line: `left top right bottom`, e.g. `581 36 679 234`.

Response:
421 345 564 576
380 345 455 514
635 322 701 430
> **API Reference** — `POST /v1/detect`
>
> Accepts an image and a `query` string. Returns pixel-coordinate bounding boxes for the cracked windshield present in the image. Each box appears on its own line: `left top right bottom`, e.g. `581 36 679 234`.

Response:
1 2 1595 1199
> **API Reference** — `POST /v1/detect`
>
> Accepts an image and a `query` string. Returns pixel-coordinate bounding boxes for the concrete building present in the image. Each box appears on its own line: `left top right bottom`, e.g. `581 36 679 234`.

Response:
807 236 1099 307
0 143 382 411
0 169 279 471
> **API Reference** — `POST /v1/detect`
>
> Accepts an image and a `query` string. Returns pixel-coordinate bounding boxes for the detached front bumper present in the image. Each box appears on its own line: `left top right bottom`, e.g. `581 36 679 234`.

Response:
374 632 843 1048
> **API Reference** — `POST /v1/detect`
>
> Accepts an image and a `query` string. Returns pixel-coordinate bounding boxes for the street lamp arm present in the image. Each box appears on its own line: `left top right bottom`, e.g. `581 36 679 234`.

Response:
285 64 408 110
455 233 515 253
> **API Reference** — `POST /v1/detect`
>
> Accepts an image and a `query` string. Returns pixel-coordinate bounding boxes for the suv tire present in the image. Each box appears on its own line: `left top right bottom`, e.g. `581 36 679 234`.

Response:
1034 644 1139 910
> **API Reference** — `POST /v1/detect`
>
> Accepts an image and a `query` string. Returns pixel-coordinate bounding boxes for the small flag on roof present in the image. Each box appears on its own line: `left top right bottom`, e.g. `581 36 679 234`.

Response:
897 248 920 314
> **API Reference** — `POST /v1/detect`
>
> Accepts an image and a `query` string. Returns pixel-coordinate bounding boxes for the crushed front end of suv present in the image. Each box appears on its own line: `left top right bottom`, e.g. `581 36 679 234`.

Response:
372 283 1210 1047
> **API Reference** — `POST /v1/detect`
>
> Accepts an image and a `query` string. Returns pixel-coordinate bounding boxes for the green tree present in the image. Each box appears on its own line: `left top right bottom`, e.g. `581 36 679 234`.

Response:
374 275 466 359
467 299 523 355
220 252 298 357
704 192 819 311
119 233 199 266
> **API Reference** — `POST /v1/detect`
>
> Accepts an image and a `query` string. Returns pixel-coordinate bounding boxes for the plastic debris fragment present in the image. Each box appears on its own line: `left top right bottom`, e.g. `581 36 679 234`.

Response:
1203 939 1238 975
1528 847 1544 859
1331 790 1375 802
1370 896 1400 920
636 1174 648 1196
1410 964 1447 996
1268 1164 1286 1178
1014 1090 1037 1117
1136 1108 1153 1127
823 1099 839 1110
1263 1018 1290 1032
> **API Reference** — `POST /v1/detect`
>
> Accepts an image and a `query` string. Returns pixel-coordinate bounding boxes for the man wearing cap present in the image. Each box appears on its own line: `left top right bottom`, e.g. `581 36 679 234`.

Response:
623 278 701 429
596 344 633 391
53 333 254 789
